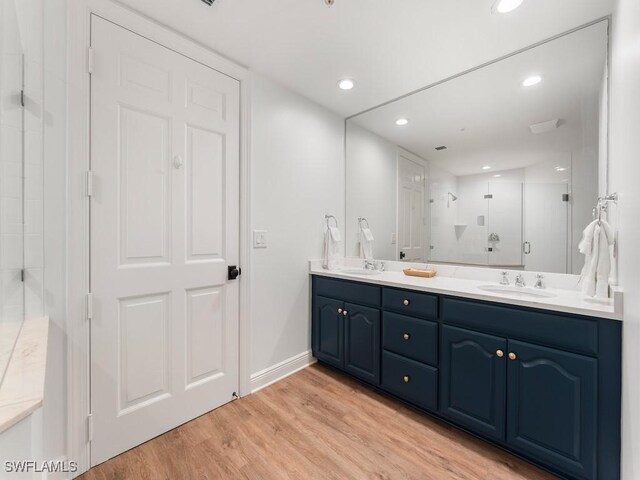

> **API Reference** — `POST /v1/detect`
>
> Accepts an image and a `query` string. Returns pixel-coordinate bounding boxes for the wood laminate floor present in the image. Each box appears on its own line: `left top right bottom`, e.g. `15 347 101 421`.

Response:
80 364 558 480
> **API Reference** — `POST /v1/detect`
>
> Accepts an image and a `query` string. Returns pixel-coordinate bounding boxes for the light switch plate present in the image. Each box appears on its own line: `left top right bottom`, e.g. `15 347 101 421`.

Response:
391 233 397 245
253 230 267 248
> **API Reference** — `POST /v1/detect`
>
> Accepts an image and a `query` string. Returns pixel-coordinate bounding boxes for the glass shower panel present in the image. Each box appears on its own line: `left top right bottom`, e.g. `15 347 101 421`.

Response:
487 183 523 267
0 0 25 383
523 183 569 273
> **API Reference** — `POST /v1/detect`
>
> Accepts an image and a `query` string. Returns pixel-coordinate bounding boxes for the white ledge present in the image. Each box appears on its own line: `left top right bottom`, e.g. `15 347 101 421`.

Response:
0 317 49 433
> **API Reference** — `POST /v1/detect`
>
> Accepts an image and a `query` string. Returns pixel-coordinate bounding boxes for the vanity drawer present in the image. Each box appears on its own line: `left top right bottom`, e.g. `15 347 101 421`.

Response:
313 276 381 307
382 351 438 412
383 312 438 366
383 288 438 319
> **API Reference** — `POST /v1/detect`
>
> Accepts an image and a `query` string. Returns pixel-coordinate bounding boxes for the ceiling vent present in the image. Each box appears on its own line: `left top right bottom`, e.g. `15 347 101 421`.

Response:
529 119 560 135
435 146 447 151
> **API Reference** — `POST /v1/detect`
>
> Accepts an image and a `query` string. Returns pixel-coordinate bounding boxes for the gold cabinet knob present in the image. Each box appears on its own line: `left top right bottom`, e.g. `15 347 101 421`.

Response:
403 375 410 383
496 350 504 358
342 310 348 316
337 308 343 314
403 333 410 341
508 352 517 361
403 299 410 306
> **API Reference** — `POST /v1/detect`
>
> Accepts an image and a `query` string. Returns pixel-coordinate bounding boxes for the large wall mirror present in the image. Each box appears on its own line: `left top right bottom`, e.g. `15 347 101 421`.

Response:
0 0 25 383
346 20 609 275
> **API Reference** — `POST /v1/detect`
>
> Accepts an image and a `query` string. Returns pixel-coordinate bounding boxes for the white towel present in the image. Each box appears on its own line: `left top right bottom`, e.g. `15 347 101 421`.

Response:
323 227 341 270
359 228 374 260
579 219 614 298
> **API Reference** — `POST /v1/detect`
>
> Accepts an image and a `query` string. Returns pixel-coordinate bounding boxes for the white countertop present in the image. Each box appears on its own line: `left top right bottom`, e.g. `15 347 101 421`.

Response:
310 261 622 321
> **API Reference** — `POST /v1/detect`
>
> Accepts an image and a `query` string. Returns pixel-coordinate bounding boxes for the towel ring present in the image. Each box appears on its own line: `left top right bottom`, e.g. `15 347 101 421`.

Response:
358 217 370 229
325 215 338 229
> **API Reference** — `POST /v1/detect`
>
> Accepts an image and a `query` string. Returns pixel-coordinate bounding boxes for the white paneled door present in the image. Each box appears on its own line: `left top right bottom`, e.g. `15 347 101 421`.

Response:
397 154 426 262
90 16 240 466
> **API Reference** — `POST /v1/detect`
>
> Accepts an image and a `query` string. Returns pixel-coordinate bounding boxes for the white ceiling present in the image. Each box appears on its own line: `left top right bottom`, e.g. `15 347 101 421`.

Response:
114 0 613 117
350 21 608 176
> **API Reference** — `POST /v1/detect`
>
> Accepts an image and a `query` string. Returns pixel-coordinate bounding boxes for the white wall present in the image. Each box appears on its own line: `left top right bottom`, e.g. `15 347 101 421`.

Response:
609 1 640 478
249 74 344 378
345 122 397 260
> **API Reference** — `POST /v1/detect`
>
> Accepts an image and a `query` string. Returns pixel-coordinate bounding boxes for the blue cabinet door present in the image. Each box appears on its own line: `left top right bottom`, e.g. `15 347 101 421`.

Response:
313 296 344 368
344 302 380 384
507 340 597 480
440 325 507 442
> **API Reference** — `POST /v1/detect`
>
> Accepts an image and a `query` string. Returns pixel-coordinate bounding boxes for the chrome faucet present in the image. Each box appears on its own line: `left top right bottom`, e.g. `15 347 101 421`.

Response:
534 274 544 289
363 259 377 270
500 271 510 285
515 274 526 287
364 260 385 272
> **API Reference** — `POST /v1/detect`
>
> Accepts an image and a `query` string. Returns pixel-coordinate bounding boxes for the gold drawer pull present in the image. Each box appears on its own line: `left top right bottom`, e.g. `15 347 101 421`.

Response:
403 375 410 383
496 350 504 358
508 352 517 361
403 299 410 306
403 333 410 341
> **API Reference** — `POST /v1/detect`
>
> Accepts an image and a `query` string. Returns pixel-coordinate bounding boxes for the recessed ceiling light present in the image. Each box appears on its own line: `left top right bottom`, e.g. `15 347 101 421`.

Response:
482 166 492 170
522 75 542 87
493 174 502 178
337 79 355 90
492 0 524 14
555 166 567 172
395 118 409 126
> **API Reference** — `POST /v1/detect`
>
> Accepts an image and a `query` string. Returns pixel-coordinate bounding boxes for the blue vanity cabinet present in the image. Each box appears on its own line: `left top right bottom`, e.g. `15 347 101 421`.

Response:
312 277 382 385
506 340 597 480
440 325 507 442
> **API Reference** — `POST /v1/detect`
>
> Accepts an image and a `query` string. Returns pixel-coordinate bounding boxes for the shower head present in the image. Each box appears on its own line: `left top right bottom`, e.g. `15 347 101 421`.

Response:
448 192 458 202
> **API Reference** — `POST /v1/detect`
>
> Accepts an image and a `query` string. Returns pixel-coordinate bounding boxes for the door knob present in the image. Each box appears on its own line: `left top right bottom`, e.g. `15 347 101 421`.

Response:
342 310 348 316
227 265 241 280
403 299 410 306
338 308 343 314
508 352 517 361
496 350 504 358
403 333 410 341
403 375 410 383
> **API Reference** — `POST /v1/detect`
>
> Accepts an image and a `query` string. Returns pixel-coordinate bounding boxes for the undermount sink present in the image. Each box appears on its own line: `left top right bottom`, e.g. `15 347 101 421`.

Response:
340 268 382 276
477 284 557 299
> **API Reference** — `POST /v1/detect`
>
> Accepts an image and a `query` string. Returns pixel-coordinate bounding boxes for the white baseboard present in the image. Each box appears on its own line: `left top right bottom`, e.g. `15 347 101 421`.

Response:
250 350 316 394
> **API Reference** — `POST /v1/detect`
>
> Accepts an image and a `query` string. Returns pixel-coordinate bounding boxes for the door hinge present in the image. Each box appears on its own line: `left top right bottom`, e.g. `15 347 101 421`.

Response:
88 47 94 75
562 193 570 202
20 90 25 107
86 293 93 321
86 171 93 197
20 269 25 282
87 413 94 441
484 194 493 199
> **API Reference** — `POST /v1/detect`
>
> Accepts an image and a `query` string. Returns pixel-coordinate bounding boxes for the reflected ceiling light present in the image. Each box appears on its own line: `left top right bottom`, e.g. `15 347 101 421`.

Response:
493 174 502 178
395 118 409 126
492 0 524 14
337 79 355 90
482 165 492 170
522 75 542 87
555 166 567 172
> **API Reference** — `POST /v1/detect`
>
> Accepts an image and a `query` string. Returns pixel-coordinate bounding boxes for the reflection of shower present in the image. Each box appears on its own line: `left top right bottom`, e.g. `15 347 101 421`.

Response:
447 192 458 207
